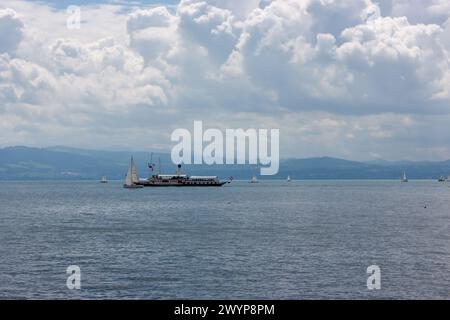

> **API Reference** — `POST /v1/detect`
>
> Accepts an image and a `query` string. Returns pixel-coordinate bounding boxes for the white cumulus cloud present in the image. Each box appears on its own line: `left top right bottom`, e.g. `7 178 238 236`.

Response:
0 8 24 53
0 0 449 160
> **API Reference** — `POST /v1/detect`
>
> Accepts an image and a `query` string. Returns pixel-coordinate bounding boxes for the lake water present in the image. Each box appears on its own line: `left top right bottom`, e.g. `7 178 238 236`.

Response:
0 180 449 299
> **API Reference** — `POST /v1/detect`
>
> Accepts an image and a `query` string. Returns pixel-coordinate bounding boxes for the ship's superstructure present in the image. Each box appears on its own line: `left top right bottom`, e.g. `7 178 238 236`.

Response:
133 163 229 187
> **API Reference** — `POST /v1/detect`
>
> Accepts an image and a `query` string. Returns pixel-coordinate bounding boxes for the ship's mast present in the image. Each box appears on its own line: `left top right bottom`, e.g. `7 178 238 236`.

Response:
149 152 153 178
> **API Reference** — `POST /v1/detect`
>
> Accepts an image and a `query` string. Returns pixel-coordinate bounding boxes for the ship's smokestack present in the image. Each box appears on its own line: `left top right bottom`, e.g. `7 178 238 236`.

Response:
176 164 181 176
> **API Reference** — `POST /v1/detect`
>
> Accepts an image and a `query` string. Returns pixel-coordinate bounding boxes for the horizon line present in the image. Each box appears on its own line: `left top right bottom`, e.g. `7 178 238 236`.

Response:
1 145 449 164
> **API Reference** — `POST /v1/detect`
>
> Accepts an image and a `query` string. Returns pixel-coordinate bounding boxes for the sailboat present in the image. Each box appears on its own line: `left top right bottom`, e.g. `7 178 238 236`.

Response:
100 176 108 183
249 175 258 183
438 176 446 182
124 157 143 189
401 171 408 183
287 175 291 182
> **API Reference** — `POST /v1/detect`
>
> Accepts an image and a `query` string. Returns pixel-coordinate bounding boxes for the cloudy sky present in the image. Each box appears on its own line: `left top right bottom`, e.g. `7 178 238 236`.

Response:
0 0 449 160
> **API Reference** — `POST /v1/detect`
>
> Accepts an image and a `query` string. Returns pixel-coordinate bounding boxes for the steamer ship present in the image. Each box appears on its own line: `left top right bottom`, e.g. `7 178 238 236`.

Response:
124 157 230 188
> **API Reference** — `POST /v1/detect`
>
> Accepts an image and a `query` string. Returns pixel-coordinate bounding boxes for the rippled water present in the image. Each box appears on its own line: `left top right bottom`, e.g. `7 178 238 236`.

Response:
0 180 449 299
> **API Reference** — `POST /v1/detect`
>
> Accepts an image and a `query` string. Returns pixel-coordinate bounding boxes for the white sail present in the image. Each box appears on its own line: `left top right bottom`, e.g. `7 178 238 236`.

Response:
401 171 408 182
130 157 139 183
287 175 291 182
251 175 258 183
124 162 133 186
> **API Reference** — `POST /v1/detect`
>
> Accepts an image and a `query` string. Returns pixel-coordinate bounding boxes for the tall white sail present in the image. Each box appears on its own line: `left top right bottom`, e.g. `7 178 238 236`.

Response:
124 161 133 186
131 157 139 183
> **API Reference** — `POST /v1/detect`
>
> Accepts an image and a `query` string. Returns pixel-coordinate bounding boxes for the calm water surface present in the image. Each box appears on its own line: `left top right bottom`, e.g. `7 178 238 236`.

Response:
0 180 449 299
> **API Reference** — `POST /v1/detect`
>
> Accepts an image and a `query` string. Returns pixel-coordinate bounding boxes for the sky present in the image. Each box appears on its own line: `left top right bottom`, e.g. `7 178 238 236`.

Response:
0 0 449 160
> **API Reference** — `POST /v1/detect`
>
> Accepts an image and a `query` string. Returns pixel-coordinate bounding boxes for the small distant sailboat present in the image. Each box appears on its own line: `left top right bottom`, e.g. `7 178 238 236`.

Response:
401 171 408 183
438 176 446 182
124 157 143 189
287 175 291 182
100 176 108 183
249 175 258 184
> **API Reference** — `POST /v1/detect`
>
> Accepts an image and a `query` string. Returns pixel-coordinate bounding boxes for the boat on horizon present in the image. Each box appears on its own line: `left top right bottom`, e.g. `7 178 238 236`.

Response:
133 162 229 187
249 175 258 184
287 175 291 182
438 176 446 182
100 176 108 183
401 171 408 183
124 157 144 189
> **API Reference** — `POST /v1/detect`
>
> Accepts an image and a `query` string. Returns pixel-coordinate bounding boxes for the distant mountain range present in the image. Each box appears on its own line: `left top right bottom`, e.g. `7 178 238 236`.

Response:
1 146 450 180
